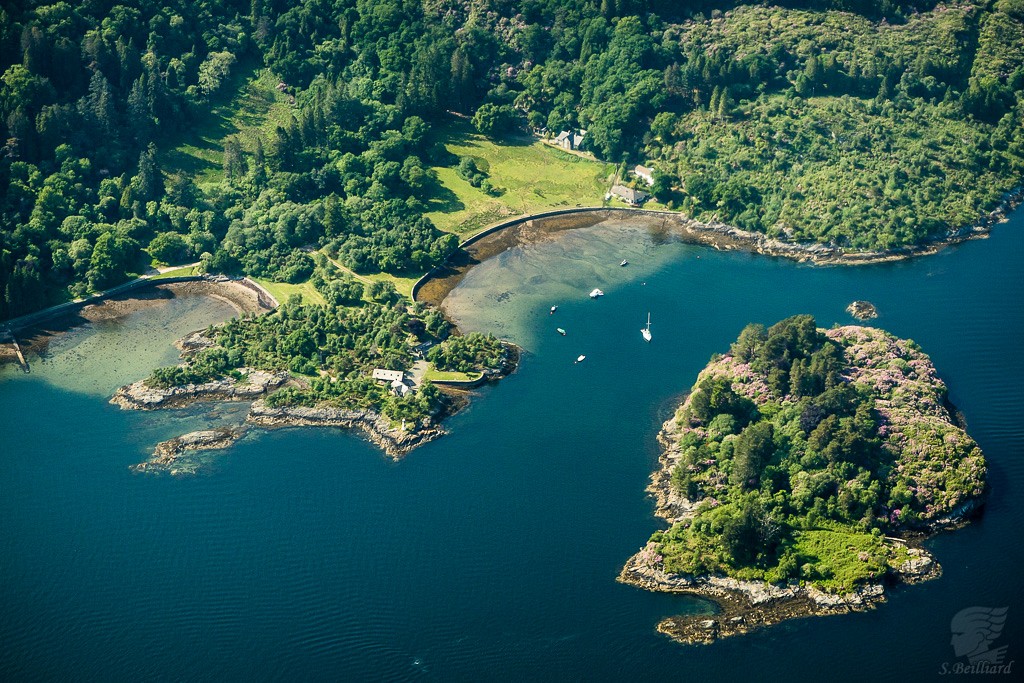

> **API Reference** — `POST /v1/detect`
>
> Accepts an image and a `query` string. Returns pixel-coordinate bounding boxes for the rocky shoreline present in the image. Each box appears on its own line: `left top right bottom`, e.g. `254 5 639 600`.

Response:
110 368 290 410
617 492 943 645
113 369 448 467
112 332 514 471
619 323 986 645
247 401 446 459
133 427 243 475
414 187 1024 306
618 541 938 644
649 183 1022 265
653 181 1024 265
122 394 448 476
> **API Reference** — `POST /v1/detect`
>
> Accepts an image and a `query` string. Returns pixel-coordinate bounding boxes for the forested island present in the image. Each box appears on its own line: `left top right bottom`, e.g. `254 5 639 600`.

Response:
2 0 1024 322
620 315 987 643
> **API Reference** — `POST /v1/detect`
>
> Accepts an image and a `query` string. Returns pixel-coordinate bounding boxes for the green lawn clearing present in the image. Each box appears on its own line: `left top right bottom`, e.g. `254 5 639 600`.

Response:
423 367 484 382
251 277 326 306
424 120 614 237
162 66 295 189
151 265 199 279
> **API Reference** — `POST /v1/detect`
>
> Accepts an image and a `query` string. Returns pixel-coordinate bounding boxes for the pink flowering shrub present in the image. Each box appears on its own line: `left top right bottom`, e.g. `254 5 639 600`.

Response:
650 317 986 591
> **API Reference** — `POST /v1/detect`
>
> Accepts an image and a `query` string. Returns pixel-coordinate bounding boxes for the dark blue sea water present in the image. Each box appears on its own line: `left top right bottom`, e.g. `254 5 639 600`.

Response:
2 214 1022 682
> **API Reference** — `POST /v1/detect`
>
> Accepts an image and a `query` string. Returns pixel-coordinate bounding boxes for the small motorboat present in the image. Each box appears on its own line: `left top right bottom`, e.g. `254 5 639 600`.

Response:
620 259 628 267
589 288 604 298
556 328 566 336
550 305 557 314
575 355 586 363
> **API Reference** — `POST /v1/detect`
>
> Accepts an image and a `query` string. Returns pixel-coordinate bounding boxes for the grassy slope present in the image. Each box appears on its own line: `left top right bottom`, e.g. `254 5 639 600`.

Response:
159 80 633 302
424 119 615 236
161 66 295 190
423 367 483 382
151 265 199 279
159 66 330 302
251 278 326 306
363 121 620 297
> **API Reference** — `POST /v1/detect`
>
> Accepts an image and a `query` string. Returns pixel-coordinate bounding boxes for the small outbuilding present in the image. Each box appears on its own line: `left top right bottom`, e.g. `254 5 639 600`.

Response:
412 341 435 358
634 165 654 186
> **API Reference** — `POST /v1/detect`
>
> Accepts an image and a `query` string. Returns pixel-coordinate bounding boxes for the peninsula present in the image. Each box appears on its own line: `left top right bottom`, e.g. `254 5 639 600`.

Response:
620 315 986 644
110 270 515 473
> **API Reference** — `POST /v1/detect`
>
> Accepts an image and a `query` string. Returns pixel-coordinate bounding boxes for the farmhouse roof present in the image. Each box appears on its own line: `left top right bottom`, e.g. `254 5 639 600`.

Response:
372 369 404 382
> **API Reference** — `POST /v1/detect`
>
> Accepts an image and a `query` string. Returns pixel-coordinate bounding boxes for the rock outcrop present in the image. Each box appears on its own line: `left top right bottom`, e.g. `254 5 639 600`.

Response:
247 400 445 458
132 427 242 475
110 369 290 410
846 300 878 320
174 330 217 357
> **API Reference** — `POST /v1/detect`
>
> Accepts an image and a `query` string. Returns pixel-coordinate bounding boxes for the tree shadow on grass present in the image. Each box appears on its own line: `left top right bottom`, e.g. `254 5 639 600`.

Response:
159 59 271 176
162 147 220 178
422 174 465 214
488 131 534 148
437 120 534 150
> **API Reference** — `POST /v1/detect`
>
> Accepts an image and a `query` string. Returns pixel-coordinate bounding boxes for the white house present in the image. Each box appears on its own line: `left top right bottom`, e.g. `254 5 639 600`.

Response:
372 369 404 383
610 184 650 206
390 379 411 396
634 165 654 186
553 129 587 151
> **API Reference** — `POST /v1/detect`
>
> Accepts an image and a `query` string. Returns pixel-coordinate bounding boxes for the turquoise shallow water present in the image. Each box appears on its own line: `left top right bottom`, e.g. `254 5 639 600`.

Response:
1 215 1023 681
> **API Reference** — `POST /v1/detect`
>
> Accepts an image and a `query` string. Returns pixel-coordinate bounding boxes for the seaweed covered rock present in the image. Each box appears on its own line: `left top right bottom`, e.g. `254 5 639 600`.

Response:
846 301 878 320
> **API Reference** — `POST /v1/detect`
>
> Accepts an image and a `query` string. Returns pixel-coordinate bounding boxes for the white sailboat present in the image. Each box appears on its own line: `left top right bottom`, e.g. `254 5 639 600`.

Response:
641 312 652 342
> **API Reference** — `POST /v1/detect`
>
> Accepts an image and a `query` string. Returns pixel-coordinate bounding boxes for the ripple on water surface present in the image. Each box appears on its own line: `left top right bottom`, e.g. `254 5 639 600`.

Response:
2 214 1024 680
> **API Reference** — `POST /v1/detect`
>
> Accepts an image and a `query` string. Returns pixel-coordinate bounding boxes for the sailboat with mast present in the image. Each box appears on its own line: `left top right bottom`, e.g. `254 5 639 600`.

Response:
641 312 652 342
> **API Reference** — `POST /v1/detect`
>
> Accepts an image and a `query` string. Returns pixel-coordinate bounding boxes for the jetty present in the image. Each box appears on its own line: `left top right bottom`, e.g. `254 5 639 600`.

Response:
4 333 29 372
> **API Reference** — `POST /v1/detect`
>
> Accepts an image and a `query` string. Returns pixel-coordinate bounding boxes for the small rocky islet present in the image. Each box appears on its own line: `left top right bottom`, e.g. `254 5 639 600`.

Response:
846 300 878 320
619 315 986 644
